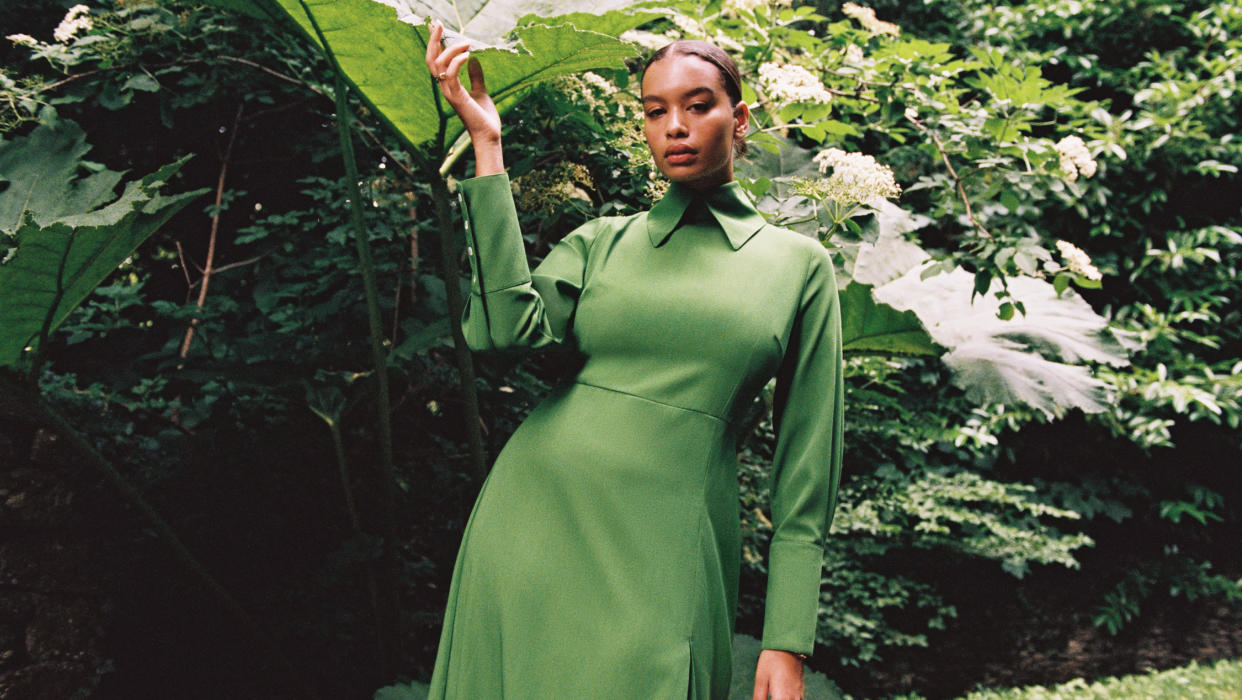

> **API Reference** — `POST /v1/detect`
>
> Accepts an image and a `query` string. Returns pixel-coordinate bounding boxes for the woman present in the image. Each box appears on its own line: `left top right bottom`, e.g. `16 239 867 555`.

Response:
425 21 843 700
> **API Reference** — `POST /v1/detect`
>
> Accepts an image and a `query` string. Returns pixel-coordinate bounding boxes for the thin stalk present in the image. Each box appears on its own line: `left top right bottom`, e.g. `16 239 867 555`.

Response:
428 169 488 480
295 0 399 678
439 132 472 177
327 418 384 665
335 64 400 685
180 103 244 362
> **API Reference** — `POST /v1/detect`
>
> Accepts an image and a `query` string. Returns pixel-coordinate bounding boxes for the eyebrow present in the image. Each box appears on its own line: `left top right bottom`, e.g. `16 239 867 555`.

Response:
641 86 716 103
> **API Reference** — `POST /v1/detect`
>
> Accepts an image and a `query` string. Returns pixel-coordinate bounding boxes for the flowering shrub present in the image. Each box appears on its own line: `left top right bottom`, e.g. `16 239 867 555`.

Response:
1 0 1238 693
757 61 835 106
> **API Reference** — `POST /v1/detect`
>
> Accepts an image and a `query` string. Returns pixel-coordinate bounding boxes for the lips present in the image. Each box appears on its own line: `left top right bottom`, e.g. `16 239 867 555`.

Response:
665 144 696 165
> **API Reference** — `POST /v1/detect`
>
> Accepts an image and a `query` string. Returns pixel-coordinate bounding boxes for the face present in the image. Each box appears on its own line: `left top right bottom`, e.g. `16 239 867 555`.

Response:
641 53 749 192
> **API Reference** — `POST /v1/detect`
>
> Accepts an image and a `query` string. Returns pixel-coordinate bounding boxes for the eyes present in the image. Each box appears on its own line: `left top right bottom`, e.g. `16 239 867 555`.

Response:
644 103 712 119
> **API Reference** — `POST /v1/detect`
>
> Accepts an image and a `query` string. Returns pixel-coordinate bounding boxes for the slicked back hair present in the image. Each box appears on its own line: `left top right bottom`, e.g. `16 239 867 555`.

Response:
642 40 749 157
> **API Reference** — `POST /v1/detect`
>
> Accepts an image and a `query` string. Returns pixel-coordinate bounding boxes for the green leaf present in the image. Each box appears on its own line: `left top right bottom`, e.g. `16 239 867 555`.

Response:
389 317 451 360
839 282 938 356
373 681 429 700
122 73 161 93
836 206 938 356
200 0 290 22
1053 273 1071 296
0 123 206 367
0 120 122 233
873 264 1132 417
254 0 642 151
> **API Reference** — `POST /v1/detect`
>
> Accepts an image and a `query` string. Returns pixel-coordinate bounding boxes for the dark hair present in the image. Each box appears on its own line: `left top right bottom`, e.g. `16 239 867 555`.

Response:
642 40 749 157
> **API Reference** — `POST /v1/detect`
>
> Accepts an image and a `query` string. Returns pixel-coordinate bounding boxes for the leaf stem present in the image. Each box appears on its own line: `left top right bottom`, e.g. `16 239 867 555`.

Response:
427 167 488 481
294 0 400 678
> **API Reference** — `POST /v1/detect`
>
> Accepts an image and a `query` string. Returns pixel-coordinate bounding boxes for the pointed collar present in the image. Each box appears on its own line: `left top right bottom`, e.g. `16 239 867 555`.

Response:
646 180 767 250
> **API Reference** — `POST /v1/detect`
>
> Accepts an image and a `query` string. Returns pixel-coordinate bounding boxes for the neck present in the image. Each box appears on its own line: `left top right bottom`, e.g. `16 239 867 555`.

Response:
678 175 732 194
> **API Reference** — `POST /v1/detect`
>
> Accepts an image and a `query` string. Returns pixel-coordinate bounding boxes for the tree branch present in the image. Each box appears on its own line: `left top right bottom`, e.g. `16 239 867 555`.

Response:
179 102 244 361
907 113 993 239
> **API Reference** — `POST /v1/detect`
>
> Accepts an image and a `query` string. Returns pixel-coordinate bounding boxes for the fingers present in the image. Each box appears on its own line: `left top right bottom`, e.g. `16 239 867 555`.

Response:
424 20 441 67
751 674 769 700
467 56 487 96
445 49 470 83
424 20 469 82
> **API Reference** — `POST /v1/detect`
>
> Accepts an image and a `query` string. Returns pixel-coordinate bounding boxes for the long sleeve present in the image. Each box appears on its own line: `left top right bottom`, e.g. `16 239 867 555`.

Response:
458 172 597 351
760 247 845 656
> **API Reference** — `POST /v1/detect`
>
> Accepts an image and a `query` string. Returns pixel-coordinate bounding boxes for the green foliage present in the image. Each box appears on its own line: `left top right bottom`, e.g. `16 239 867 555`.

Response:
0 119 204 368
221 0 647 152
852 231 1130 417
837 281 938 356
374 680 429 700
960 657 1242 700
1 0 1239 692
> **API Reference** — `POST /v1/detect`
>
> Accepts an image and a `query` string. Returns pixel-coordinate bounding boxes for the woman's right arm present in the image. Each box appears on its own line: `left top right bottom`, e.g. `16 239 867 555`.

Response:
425 20 503 176
426 22 596 352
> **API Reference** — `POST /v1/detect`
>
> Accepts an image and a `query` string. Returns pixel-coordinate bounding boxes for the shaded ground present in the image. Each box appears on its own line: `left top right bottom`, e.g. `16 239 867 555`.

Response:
2 426 1239 699
829 553 1242 699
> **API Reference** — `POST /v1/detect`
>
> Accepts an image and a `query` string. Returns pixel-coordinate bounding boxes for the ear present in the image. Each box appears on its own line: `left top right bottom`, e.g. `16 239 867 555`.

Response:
732 101 750 140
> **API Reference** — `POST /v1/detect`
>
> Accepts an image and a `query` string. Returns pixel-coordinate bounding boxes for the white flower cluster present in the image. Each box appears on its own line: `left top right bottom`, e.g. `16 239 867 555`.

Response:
620 29 671 52
581 72 617 97
514 162 593 215
711 31 745 53
669 13 704 38
757 62 833 106
724 0 789 14
1054 135 1097 182
842 2 901 37
53 4 93 43
805 148 902 204
646 177 670 202
1055 240 1102 281
844 44 865 64
724 0 766 13
6 33 41 48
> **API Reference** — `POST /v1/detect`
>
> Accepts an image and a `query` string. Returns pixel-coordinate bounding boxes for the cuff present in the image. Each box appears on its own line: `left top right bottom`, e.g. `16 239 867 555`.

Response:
458 172 530 294
759 538 824 656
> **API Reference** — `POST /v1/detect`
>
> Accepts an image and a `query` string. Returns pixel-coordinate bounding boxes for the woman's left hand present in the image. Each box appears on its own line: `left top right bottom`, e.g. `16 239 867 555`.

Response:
752 649 805 700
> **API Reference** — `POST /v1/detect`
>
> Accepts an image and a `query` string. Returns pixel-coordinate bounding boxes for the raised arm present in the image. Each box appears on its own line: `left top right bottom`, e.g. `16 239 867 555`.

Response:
427 22 598 352
425 20 503 177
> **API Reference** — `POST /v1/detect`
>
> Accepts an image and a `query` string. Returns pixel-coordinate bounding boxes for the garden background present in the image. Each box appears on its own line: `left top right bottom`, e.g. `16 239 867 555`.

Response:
0 0 1239 698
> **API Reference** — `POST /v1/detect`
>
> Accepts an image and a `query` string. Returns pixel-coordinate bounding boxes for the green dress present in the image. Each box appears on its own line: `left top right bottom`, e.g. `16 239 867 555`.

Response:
428 173 843 699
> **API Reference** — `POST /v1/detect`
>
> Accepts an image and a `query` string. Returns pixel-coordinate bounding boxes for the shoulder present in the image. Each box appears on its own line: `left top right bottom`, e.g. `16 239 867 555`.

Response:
561 212 634 239
754 223 836 270
577 210 650 241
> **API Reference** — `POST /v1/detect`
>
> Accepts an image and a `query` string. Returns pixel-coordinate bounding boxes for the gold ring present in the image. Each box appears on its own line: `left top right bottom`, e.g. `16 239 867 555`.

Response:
436 72 447 82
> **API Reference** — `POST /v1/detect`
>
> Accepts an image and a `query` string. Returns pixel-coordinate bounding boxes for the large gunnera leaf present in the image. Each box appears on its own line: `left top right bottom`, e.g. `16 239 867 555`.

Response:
0 120 123 232
0 121 205 368
217 0 650 150
866 239 1132 417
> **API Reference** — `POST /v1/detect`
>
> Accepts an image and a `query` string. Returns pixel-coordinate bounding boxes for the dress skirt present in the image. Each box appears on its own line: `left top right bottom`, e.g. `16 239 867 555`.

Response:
430 381 740 699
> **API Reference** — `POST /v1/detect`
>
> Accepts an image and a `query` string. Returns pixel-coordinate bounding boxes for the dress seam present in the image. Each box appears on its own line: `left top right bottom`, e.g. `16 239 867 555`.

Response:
479 277 533 295
572 380 726 423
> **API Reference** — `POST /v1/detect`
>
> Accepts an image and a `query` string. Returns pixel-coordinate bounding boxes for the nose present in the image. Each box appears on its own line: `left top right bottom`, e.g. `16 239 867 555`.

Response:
666 108 688 137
